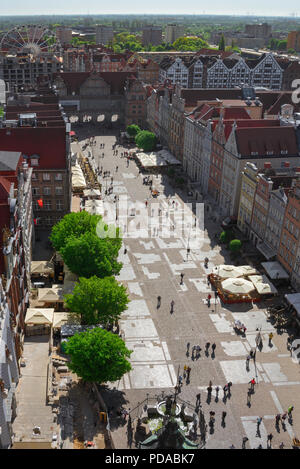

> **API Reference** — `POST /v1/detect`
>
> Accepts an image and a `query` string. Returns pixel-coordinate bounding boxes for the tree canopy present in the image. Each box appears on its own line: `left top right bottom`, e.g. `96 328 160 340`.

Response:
50 211 102 252
229 239 242 253
65 276 129 325
218 34 225 51
126 124 141 136
135 130 156 152
172 36 208 51
60 230 122 278
65 328 132 383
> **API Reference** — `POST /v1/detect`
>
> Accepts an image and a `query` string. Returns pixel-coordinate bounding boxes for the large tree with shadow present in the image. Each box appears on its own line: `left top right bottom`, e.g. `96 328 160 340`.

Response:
65 328 132 383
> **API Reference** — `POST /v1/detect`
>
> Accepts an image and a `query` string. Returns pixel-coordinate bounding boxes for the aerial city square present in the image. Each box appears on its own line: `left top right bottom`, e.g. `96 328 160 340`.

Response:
1 1 300 453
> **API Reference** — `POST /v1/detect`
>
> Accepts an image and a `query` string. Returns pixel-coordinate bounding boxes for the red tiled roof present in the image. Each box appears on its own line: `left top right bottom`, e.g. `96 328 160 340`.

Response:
223 119 280 141
0 176 12 201
222 107 251 120
54 71 137 95
235 126 298 157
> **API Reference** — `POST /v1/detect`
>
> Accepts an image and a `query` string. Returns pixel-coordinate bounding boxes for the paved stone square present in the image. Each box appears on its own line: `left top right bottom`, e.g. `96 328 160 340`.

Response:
72 127 300 449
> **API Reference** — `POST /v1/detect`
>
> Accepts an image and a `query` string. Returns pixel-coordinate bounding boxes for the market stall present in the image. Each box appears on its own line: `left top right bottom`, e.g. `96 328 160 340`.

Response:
25 308 54 335
31 261 54 280
248 274 278 296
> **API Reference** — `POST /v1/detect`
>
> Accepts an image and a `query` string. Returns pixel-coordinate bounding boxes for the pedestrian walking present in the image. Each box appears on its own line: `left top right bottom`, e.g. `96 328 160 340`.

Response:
207 294 211 307
247 389 252 406
196 345 201 357
215 386 219 400
246 355 251 370
223 384 228 397
157 295 161 309
268 332 274 346
116 166 118 172
196 393 201 406
242 437 249 449
186 342 190 356
124 247 127 255
256 417 262 433
211 343 216 354
178 375 183 386
275 414 281 426
267 433 273 448
279 442 284 449
170 300 175 313
221 411 227 425
249 378 256 392
186 366 191 381
288 405 294 416
227 382 232 395
205 342 210 353
180 273 184 285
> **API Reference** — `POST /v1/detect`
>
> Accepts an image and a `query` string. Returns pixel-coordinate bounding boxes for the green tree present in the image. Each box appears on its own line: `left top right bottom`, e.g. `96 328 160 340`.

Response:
50 211 102 252
60 230 122 279
135 130 156 152
229 239 242 253
219 34 225 51
65 276 129 325
65 328 132 383
126 124 141 136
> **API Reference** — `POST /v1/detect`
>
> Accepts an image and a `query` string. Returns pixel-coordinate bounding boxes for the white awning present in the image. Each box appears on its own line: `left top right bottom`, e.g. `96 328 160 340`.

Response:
25 308 54 325
256 241 276 260
261 261 289 280
248 274 277 295
285 293 300 319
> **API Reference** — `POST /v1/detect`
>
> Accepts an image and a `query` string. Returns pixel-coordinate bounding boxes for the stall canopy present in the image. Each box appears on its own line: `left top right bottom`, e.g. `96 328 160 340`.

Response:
38 286 62 302
37 282 75 303
31 261 54 276
84 199 104 215
285 294 300 319
83 188 101 197
25 308 54 325
52 312 79 329
261 261 289 280
135 149 181 168
221 278 256 295
248 275 278 295
72 163 86 189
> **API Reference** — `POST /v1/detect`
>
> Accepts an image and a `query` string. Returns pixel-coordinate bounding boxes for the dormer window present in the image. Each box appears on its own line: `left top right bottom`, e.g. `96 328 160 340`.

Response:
281 150 288 155
266 151 274 155
251 151 258 156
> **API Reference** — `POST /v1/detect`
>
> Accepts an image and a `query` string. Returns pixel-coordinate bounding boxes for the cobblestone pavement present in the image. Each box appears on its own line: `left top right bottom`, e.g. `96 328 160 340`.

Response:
72 126 300 450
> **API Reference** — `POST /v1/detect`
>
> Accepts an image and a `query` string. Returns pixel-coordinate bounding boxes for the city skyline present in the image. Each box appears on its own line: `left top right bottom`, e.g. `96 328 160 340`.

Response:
0 0 299 18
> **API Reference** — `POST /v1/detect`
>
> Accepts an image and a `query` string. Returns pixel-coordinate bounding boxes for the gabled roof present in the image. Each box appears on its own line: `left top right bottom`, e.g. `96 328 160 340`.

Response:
222 107 251 120
0 176 12 201
0 151 22 172
54 71 137 95
235 126 298 157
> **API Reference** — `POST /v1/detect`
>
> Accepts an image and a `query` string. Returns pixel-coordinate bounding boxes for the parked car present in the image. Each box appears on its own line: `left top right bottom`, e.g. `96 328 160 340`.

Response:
221 216 237 230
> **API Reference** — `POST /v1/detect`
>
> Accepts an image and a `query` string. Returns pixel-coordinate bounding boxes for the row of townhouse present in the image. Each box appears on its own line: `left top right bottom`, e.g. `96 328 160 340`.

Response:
147 85 300 204
237 161 300 290
158 53 300 91
0 153 33 448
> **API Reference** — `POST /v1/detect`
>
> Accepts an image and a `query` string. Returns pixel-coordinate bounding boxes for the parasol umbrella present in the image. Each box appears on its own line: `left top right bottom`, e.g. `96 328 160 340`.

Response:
213 265 243 279
221 278 255 295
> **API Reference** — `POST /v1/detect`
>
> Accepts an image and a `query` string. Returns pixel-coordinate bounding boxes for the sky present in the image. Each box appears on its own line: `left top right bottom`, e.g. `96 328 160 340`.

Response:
0 1 299 17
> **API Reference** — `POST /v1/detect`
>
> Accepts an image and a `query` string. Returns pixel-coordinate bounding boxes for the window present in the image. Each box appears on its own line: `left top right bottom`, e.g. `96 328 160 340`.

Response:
55 187 63 195
43 187 51 195
55 173 63 181
43 173 50 181
44 200 52 210
31 158 39 167
32 187 39 196
56 200 63 211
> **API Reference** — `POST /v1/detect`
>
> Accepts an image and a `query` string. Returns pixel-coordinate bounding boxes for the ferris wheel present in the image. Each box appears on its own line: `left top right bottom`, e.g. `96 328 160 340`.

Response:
0 25 59 56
